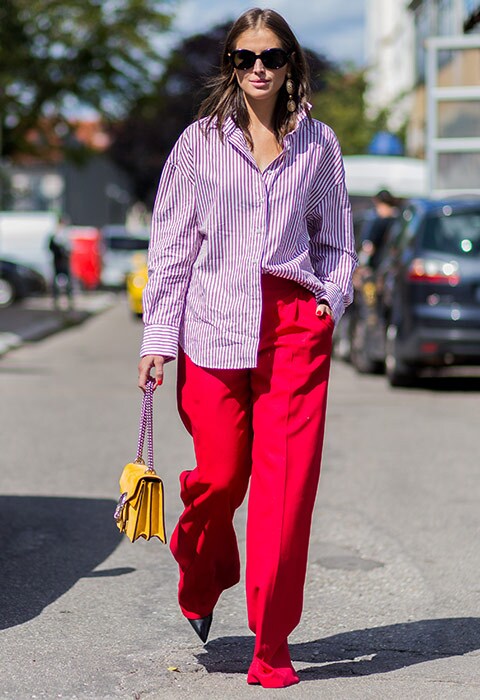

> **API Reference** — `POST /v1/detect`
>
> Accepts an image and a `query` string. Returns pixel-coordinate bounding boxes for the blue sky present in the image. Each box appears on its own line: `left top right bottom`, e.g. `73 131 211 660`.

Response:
170 0 366 66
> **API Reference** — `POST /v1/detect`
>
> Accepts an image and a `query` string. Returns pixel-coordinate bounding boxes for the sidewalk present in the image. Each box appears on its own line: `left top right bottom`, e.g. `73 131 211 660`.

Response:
0 292 118 356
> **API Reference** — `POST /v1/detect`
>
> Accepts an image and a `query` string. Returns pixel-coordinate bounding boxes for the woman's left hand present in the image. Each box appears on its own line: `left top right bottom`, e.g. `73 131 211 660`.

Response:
315 302 333 319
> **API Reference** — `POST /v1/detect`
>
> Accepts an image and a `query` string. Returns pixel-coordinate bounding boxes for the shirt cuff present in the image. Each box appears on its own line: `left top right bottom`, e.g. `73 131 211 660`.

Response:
140 324 179 359
314 282 345 326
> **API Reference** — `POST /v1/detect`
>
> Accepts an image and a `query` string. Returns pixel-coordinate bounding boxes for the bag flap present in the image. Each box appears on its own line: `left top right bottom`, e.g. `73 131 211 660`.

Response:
119 462 162 500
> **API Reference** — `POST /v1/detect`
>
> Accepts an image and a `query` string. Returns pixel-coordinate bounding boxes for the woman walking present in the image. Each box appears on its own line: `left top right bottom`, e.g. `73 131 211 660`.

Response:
138 8 357 688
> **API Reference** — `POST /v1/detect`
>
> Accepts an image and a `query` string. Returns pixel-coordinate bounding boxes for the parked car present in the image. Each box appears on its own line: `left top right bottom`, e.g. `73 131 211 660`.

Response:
349 198 480 386
0 211 57 284
100 226 149 289
0 258 47 308
334 205 400 364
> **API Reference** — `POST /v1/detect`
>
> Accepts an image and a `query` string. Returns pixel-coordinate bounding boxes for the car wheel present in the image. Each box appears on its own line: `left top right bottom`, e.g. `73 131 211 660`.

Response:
385 324 416 387
0 278 16 308
351 317 382 374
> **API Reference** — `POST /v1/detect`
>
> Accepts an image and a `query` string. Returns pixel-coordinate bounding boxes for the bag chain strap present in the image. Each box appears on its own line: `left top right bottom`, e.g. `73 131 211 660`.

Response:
135 379 155 472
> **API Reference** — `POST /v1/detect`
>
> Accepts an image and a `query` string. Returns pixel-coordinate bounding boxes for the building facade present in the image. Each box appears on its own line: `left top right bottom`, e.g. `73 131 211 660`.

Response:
4 119 133 228
366 0 480 156
365 0 416 130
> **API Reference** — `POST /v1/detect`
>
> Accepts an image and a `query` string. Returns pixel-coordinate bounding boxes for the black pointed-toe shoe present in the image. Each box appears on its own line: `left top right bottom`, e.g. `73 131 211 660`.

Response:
187 613 213 643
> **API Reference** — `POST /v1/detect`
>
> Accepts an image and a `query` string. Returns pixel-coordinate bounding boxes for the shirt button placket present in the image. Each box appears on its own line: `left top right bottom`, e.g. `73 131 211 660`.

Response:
257 180 267 236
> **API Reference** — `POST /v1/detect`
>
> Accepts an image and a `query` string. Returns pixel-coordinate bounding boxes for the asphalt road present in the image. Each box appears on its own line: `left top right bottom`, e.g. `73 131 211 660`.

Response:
1 297 480 699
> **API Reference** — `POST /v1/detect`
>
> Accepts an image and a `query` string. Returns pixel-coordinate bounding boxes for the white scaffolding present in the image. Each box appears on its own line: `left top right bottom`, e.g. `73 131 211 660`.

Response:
426 34 480 197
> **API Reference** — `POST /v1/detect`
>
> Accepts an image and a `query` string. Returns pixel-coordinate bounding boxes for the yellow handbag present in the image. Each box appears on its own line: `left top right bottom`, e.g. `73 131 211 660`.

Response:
114 380 167 543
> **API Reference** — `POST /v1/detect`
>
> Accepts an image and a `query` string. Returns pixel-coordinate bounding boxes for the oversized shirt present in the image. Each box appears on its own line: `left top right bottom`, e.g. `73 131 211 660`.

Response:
141 108 357 369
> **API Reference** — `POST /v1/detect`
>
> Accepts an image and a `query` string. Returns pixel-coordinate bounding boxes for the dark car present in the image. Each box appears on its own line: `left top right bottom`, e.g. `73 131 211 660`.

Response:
350 198 480 386
0 259 47 308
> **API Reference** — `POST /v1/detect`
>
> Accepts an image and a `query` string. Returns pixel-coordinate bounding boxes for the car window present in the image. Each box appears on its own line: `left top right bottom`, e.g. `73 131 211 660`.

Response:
421 210 480 257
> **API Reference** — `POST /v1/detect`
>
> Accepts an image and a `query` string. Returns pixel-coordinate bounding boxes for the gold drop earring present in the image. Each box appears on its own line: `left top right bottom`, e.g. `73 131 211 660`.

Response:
286 73 296 112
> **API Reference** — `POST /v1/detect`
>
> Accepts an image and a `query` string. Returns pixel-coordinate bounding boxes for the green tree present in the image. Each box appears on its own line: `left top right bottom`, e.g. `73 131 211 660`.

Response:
109 22 229 204
0 0 176 159
311 67 396 155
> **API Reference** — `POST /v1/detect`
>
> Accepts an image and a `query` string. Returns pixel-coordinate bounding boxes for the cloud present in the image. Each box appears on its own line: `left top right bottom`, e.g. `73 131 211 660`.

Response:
171 0 366 65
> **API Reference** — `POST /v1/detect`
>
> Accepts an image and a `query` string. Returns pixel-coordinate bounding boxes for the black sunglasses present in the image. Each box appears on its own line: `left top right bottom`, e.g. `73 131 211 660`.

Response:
228 48 291 71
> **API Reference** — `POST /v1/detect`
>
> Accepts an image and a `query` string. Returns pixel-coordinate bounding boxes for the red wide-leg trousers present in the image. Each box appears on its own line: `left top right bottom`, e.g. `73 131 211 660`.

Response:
170 275 333 688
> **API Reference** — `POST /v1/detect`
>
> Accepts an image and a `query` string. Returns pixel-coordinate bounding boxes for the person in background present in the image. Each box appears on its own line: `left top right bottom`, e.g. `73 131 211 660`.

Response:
137 8 357 689
48 217 73 309
359 189 400 269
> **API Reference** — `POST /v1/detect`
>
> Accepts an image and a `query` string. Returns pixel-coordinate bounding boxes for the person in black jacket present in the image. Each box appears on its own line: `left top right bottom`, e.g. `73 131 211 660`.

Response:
359 189 399 269
49 221 73 308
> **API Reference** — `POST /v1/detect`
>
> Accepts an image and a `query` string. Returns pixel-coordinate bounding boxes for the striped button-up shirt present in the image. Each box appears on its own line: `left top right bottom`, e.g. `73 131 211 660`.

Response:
141 108 357 369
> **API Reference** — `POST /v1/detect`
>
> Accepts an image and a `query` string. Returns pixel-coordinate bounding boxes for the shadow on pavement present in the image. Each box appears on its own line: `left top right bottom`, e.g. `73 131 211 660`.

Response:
84 567 135 578
0 496 124 630
197 618 480 679
414 376 480 393
0 305 89 337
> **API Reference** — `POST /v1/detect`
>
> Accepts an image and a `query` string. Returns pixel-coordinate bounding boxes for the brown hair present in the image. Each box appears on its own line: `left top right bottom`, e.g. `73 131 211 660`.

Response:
198 8 311 147
374 189 399 208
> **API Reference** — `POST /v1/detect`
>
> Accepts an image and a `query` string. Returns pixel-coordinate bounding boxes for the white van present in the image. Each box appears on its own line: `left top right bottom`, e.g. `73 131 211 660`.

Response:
0 211 57 283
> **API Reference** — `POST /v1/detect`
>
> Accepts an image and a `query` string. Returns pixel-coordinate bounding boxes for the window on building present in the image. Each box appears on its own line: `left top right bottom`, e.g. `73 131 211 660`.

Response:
463 1 480 32
464 0 479 15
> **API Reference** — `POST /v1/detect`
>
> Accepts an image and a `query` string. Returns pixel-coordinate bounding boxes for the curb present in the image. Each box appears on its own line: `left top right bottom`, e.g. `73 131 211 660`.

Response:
0 294 116 357
0 332 23 356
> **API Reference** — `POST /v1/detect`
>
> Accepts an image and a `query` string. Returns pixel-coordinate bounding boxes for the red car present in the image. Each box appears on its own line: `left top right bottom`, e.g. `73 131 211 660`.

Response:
69 227 102 290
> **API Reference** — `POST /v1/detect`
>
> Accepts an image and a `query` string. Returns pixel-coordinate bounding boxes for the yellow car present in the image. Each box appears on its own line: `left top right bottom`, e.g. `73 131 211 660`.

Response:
126 254 148 317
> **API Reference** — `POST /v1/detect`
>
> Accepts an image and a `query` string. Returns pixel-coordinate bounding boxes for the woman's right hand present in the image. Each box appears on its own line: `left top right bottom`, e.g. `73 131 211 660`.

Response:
138 355 166 391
